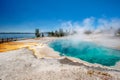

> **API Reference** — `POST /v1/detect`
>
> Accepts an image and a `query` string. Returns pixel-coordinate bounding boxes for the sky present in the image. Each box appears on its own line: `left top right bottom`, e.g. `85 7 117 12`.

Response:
0 0 120 32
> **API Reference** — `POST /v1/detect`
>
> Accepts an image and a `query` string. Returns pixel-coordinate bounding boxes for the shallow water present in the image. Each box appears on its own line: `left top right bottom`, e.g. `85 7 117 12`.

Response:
49 39 120 66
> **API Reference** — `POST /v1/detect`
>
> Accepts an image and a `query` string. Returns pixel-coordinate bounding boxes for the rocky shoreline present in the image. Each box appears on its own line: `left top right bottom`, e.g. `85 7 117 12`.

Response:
0 37 120 80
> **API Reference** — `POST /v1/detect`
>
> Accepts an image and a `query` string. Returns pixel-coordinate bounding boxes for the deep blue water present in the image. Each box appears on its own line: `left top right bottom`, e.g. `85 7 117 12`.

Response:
0 33 35 39
49 39 120 66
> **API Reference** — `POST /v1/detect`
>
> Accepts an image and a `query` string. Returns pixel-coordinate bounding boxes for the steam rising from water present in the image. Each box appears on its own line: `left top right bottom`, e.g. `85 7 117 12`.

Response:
53 17 120 58
49 39 120 66
49 17 120 66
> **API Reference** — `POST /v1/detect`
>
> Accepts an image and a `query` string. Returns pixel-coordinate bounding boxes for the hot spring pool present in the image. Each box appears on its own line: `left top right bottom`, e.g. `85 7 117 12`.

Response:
49 39 120 66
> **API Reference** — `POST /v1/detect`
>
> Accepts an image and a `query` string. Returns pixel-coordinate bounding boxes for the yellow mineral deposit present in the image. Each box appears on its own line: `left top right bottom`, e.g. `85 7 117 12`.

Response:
0 42 37 52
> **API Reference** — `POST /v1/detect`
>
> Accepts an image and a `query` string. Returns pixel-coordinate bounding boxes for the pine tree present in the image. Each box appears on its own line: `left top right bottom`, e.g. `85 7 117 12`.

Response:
35 29 40 37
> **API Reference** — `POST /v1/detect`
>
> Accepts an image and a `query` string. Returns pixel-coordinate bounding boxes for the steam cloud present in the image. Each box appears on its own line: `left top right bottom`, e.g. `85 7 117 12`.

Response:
60 17 120 35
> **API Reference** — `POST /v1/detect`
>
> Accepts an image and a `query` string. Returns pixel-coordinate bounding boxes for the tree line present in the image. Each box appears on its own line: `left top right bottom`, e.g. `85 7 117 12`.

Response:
35 28 120 38
35 28 69 38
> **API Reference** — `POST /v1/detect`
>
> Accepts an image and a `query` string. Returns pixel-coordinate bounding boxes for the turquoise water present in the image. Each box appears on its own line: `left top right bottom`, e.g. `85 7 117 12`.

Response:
49 39 120 66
